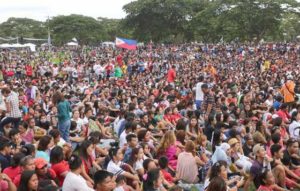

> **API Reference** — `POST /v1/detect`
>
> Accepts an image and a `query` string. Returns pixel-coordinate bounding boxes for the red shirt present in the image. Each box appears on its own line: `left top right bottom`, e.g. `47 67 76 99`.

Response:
51 160 69 186
25 65 33 76
3 166 21 182
276 110 290 123
13 174 21 187
161 169 173 183
167 69 176 83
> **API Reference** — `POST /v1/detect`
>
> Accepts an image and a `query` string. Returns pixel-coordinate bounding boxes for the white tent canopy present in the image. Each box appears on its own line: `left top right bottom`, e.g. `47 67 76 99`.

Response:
66 42 78 46
102 41 115 46
0 43 36 51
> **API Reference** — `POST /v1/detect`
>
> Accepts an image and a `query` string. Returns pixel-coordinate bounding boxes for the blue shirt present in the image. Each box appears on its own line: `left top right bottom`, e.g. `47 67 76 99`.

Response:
0 153 10 171
35 150 50 163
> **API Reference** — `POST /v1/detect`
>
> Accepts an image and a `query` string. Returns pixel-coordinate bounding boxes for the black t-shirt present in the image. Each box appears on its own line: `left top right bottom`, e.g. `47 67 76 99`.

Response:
0 153 11 171
282 150 300 166
243 144 253 157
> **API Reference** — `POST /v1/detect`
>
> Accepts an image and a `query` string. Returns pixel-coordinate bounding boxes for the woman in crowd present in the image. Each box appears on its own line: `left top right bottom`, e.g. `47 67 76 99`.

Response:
17 170 39 191
156 131 178 170
50 146 69 186
52 91 72 142
176 140 204 184
107 147 140 190
143 168 167 191
62 154 94 191
35 135 53 162
79 140 98 185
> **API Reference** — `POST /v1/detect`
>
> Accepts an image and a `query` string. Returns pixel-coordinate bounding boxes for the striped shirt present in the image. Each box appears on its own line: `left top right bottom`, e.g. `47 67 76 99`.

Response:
202 92 216 114
6 91 21 118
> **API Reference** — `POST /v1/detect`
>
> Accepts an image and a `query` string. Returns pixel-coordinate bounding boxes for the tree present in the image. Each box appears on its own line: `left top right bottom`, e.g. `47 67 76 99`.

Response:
0 18 47 41
123 0 202 42
97 17 133 41
49 14 106 45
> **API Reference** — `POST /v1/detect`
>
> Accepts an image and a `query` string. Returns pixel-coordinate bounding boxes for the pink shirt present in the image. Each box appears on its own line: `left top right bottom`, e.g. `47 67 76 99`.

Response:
165 145 177 169
176 152 198 184
0 180 8 191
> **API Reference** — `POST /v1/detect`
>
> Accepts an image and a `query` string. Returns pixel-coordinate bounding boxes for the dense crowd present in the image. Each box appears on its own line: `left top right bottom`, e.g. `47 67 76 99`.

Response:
0 43 299 191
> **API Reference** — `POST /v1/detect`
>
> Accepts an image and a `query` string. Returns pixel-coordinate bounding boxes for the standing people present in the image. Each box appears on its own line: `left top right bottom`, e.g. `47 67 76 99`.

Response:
201 84 216 120
280 75 295 107
0 87 22 133
194 76 204 110
167 65 176 87
52 91 71 142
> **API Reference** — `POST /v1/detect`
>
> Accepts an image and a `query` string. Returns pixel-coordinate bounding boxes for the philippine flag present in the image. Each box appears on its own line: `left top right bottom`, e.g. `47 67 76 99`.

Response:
115 37 137 50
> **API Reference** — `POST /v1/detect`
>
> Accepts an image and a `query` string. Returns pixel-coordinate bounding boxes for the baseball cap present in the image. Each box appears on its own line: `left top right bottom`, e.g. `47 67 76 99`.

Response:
34 158 48 169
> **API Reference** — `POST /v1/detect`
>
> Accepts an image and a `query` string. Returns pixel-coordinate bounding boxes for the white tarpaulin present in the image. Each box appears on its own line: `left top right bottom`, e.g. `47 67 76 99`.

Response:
66 42 78 46
0 43 36 51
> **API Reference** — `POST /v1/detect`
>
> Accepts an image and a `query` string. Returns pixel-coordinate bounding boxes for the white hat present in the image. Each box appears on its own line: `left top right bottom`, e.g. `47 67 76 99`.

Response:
287 75 293 80
220 143 231 152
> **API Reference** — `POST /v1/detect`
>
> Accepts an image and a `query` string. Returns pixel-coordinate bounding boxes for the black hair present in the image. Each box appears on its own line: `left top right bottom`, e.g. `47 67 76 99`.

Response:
291 111 299 122
11 152 26 168
137 128 148 142
143 158 154 172
50 146 64 164
108 147 120 159
70 121 77 131
143 168 161 190
158 156 168 169
49 129 60 139
258 170 271 186
126 133 137 143
272 117 282 126
68 154 82 170
201 83 208 89
287 138 299 148
79 140 93 161
125 121 137 131
37 135 52 151
40 185 60 191
0 136 11 151
206 176 227 191
175 118 187 131
271 133 281 144
20 121 29 129
212 129 222 153
115 175 126 184
88 131 102 144
21 144 36 156
17 170 37 191
94 170 113 189
270 144 282 156
209 160 227 181
9 128 20 139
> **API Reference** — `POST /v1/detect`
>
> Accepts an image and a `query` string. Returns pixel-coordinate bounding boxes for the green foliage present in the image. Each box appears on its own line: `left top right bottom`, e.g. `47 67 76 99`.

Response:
123 0 203 42
123 0 300 43
1 0 300 44
49 14 106 45
0 18 47 40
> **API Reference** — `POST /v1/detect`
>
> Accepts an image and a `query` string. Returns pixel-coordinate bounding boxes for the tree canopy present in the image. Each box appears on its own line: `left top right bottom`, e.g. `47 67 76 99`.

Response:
123 0 300 43
0 0 300 44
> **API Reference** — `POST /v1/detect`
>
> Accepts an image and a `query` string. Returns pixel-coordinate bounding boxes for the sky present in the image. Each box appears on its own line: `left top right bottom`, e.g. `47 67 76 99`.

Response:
0 0 135 23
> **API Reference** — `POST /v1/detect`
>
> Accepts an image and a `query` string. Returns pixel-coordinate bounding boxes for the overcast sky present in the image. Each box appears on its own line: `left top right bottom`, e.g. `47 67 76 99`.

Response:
0 0 135 23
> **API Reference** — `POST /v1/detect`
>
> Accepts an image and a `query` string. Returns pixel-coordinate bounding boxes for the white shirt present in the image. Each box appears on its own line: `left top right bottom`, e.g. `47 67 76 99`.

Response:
62 172 94 191
107 160 125 176
119 131 127 148
194 82 204 101
289 120 300 139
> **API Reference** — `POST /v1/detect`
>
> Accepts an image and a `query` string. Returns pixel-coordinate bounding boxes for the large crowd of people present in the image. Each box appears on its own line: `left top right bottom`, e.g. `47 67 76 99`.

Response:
0 43 299 191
